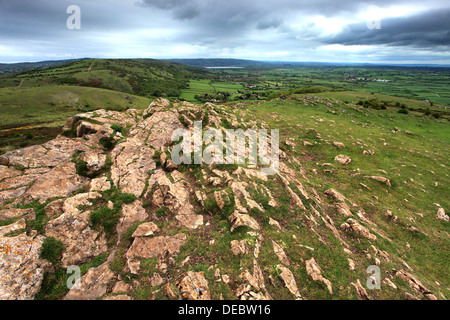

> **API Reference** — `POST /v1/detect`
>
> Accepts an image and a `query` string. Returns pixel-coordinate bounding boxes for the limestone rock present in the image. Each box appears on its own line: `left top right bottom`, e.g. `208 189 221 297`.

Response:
305 258 333 295
23 161 88 203
324 188 346 202
230 240 248 255
334 155 352 165
436 208 449 222
64 252 116 300
340 219 377 241
0 231 45 300
45 193 108 267
116 200 148 241
110 137 156 197
126 234 186 260
90 176 111 192
351 279 370 300
0 208 34 221
132 222 160 238
178 271 210 300
272 241 290 266
229 211 260 232
277 265 301 299
334 203 353 217
364 176 391 187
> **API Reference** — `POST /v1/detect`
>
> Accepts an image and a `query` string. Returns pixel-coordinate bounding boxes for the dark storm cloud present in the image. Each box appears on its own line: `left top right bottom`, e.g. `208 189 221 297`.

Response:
322 9 450 47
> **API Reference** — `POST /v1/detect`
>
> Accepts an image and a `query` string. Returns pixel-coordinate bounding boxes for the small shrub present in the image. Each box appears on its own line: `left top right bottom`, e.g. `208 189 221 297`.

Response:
40 237 64 265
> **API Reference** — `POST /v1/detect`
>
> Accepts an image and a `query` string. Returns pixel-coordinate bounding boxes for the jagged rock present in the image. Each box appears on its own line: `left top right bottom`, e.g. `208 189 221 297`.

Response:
0 174 42 191
363 150 375 156
0 208 34 221
0 187 27 207
333 142 345 148
324 188 346 202
384 209 398 222
272 241 290 266
145 111 184 150
64 252 116 300
152 170 203 229
78 151 107 174
231 240 248 255
132 222 160 237
111 137 156 197
305 258 333 294
0 165 22 180
45 193 107 267
334 155 352 165
0 219 26 237
395 270 437 300
334 203 353 217
383 278 398 290
23 161 88 203
0 231 45 300
150 273 164 287
405 292 420 300
277 265 301 299
116 200 148 241
237 261 271 300
230 181 265 212
341 218 377 241
112 281 132 294
436 208 449 222
364 176 391 187
269 218 281 231
351 279 370 300
348 259 356 271
229 211 260 232
127 234 186 260
214 190 229 210
0 136 87 169
89 176 111 192
178 271 210 300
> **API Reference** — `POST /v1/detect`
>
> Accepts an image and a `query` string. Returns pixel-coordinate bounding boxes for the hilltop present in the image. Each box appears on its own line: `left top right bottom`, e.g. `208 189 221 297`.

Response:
0 97 448 300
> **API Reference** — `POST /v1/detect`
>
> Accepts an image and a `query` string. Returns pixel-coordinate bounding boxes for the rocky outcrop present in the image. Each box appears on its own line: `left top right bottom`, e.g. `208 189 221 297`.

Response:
305 258 333 295
45 193 108 267
340 218 377 241
64 252 116 300
0 231 45 300
178 271 210 300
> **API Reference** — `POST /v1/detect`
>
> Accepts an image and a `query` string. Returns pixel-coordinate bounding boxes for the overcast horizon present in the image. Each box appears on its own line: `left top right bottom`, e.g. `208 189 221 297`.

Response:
0 0 449 64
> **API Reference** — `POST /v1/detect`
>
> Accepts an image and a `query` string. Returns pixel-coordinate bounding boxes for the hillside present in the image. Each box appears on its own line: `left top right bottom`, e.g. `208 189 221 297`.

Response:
0 59 80 75
0 59 203 98
0 97 448 300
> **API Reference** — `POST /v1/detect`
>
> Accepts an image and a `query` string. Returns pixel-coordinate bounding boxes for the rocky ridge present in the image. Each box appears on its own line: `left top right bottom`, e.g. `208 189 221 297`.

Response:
0 98 447 300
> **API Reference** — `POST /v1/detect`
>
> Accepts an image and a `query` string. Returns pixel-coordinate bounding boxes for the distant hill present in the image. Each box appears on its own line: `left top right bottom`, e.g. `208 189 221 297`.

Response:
0 58 205 97
0 59 81 75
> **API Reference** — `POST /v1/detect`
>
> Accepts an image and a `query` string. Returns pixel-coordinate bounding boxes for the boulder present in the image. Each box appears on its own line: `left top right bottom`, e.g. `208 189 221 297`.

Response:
0 231 45 300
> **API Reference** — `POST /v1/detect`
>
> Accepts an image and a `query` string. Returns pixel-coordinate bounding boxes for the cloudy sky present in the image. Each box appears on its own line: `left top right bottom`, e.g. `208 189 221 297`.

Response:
0 0 449 64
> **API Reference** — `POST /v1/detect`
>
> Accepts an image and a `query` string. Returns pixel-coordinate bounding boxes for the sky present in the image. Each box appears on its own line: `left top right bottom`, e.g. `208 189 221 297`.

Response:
0 0 449 64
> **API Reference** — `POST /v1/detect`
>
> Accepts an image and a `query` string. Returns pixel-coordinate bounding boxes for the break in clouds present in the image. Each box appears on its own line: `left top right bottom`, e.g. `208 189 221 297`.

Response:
0 0 449 63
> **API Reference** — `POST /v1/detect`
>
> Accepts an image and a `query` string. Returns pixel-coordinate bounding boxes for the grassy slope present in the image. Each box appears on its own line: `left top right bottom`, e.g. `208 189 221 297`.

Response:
243 96 449 299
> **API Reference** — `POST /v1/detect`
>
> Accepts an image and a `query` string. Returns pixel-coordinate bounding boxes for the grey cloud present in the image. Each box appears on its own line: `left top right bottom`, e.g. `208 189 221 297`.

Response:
322 9 450 47
257 18 284 30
